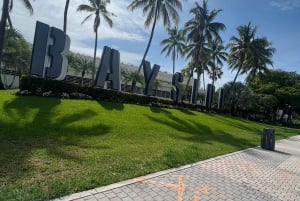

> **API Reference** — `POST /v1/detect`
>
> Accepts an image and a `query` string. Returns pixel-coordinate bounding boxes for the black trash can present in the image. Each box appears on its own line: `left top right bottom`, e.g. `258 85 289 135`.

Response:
261 128 275 150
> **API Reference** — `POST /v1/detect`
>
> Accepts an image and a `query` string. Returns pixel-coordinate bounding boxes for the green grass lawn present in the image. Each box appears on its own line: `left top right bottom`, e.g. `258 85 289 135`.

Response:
0 90 299 201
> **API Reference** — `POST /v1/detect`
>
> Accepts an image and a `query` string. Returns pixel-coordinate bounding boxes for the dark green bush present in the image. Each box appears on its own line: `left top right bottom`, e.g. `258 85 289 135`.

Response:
19 76 207 111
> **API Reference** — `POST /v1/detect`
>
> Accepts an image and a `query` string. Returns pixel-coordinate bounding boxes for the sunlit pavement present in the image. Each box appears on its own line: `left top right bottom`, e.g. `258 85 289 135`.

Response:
54 135 300 201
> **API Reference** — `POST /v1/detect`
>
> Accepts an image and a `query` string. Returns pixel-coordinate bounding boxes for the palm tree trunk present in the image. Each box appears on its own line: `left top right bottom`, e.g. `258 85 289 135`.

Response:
131 6 158 91
232 66 242 85
172 45 175 76
93 29 98 81
202 70 205 91
198 70 202 91
184 67 193 91
191 71 201 103
64 0 70 33
0 0 10 89
7 12 12 28
212 71 215 87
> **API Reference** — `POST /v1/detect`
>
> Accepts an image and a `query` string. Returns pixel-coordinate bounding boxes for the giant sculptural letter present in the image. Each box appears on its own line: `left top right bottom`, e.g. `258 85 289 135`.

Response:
143 61 160 96
30 21 70 80
218 88 225 110
171 72 184 102
94 46 121 91
205 84 215 108
191 79 199 104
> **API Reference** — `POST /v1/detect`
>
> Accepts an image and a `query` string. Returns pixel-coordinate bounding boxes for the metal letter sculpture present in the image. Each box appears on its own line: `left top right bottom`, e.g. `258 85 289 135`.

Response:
171 72 184 102
205 84 215 108
94 46 121 91
30 21 70 80
191 79 199 104
142 60 160 96
218 88 225 110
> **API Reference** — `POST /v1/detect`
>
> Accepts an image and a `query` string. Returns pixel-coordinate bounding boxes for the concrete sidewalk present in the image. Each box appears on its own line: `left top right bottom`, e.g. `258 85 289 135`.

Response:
54 136 300 201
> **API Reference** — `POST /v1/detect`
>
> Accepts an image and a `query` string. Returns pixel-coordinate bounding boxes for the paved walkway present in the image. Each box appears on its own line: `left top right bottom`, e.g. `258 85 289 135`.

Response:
54 136 300 201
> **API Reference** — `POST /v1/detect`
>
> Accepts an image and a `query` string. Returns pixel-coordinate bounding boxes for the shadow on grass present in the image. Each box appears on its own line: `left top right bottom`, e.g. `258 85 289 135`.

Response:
178 108 196 116
0 96 111 184
97 101 124 111
209 114 263 134
145 112 258 149
149 106 171 114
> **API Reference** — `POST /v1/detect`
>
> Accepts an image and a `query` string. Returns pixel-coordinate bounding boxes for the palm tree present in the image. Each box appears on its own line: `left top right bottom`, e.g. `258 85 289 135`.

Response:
184 0 225 92
128 0 183 89
7 0 34 28
227 22 256 84
0 0 33 89
77 0 114 81
122 70 145 91
228 22 275 84
245 37 275 82
160 26 186 76
208 39 227 86
64 0 70 33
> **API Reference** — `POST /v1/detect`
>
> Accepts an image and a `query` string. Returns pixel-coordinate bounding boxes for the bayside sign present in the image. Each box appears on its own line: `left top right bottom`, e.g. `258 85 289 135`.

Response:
29 21 186 102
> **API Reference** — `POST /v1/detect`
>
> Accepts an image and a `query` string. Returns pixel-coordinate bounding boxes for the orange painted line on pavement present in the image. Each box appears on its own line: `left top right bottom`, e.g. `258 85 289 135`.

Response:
199 185 210 194
193 190 200 201
283 172 292 177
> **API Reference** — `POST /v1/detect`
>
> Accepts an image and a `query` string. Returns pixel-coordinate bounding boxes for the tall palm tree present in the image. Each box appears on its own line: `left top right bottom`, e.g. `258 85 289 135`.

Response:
184 0 225 92
244 37 275 83
160 26 186 76
64 0 70 33
227 22 256 84
228 22 275 84
0 0 33 89
128 0 183 88
77 0 114 80
208 39 227 86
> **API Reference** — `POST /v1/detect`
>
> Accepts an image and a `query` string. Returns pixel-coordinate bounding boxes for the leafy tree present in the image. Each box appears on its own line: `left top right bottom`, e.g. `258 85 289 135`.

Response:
128 0 183 88
227 22 275 84
184 0 225 92
2 28 31 88
0 0 33 89
77 0 114 80
223 81 255 115
160 26 186 76
254 94 278 121
248 69 300 114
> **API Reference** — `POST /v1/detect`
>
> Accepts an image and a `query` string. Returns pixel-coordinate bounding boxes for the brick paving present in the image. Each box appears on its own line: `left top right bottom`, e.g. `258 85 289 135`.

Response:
54 135 300 201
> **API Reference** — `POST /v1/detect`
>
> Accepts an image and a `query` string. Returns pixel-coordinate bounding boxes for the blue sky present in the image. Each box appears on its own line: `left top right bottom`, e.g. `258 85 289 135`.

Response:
6 0 300 88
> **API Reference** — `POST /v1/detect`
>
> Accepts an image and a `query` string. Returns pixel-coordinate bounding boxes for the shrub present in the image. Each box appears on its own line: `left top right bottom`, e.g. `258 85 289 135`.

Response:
19 76 208 111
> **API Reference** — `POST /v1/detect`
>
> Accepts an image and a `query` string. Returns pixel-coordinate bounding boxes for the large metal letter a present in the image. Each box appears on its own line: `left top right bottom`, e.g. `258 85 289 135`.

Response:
94 46 121 91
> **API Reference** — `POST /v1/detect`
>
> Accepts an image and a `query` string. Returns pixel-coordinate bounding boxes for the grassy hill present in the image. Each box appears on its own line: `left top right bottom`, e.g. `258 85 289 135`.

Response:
0 90 299 200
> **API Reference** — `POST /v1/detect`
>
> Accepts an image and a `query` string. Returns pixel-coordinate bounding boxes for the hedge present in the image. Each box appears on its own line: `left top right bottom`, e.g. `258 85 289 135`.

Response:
19 76 210 111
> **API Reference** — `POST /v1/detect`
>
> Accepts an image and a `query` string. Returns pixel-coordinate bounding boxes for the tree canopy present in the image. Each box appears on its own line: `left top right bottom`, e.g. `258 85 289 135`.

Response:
248 69 300 113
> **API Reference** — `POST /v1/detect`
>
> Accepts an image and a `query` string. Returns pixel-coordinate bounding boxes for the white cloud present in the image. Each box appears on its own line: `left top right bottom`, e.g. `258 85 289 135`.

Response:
8 0 147 51
4 0 149 69
270 0 300 11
